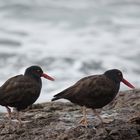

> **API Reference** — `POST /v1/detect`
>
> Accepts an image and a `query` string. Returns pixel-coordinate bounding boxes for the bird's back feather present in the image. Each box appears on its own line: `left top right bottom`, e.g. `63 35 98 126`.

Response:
0 75 41 110
52 75 118 108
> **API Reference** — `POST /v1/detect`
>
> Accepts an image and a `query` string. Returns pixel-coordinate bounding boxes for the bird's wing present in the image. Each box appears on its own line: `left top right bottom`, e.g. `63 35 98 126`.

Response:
53 75 116 100
0 75 40 106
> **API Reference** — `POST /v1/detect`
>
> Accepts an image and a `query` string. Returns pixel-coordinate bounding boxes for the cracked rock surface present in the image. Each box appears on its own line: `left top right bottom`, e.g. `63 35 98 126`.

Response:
0 89 140 140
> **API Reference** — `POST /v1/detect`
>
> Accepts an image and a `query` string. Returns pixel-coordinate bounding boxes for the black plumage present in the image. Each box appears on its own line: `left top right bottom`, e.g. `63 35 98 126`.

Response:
0 65 54 124
52 69 134 126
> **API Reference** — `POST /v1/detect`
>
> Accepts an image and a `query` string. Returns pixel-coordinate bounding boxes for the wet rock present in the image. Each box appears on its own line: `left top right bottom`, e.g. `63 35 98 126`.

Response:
0 89 140 140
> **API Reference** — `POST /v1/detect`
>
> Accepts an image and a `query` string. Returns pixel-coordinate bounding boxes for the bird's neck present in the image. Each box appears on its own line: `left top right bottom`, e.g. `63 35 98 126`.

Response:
105 74 120 92
115 83 120 92
104 73 120 84
25 73 42 85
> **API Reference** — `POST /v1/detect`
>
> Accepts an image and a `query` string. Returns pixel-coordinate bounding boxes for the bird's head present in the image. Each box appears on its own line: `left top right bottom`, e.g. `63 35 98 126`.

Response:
104 69 135 89
24 65 55 81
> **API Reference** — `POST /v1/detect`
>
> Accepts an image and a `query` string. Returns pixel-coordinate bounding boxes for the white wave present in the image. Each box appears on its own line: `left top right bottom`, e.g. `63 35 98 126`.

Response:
0 0 140 112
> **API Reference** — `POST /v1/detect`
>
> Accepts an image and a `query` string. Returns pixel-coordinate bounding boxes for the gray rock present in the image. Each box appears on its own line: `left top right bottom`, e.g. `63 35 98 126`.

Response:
0 89 140 140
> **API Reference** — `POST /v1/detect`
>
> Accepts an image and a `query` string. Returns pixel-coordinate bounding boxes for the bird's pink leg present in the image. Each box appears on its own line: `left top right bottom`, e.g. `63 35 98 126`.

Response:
16 111 22 126
93 109 104 126
78 106 88 127
5 106 12 123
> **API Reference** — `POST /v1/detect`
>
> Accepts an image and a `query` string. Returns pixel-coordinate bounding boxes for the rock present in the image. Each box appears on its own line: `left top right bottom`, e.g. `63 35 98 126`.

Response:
0 89 140 140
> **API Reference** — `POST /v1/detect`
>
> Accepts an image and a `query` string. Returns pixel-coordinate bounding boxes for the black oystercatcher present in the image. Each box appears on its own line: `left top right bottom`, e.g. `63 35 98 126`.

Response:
52 69 135 127
0 65 54 125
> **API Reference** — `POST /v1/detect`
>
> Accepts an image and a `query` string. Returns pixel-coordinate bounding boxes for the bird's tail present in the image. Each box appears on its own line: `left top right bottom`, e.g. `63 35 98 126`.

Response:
51 90 66 101
51 86 73 101
51 96 61 101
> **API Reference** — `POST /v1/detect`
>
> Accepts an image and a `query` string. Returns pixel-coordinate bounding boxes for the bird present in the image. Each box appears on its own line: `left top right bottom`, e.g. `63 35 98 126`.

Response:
0 65 54 125
52 69 135 127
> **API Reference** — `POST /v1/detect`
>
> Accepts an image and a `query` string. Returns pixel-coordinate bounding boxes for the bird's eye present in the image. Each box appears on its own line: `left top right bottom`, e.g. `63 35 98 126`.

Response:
36 69 41 72
118 72 122 76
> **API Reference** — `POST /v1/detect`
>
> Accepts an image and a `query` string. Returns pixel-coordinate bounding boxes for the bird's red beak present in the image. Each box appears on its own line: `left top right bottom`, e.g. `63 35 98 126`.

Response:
42 73 55 81
122 78 135 89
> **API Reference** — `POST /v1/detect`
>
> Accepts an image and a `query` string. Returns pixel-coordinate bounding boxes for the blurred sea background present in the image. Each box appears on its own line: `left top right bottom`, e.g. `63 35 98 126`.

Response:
0 0 140 111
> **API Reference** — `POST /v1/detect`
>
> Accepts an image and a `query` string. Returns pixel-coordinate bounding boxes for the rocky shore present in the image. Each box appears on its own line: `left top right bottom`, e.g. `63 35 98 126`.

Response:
0 89 140 140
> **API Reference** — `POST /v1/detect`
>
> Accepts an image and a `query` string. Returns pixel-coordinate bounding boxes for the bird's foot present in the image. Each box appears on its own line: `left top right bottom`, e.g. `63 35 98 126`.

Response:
5 113 11 119
78 117 88 127
102 117 114 124
96 117 114 128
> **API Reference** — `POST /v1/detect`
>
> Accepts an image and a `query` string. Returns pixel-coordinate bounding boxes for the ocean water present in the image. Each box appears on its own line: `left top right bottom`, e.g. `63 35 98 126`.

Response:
0 0 140 111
